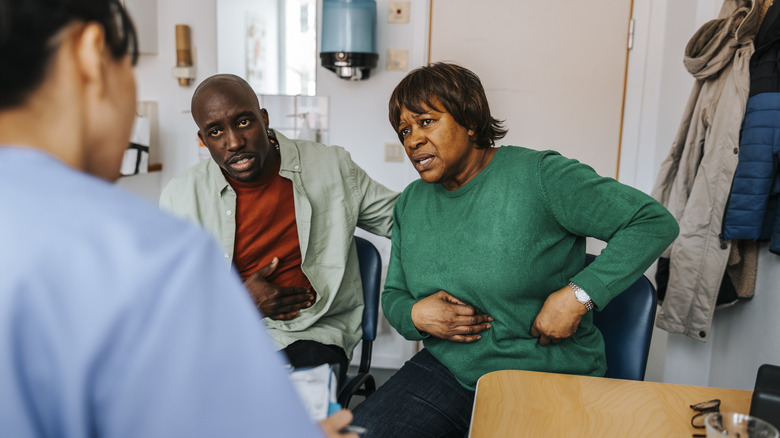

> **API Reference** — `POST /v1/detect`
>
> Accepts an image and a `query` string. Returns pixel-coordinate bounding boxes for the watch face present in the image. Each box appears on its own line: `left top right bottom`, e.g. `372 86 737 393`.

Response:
575 289 589 303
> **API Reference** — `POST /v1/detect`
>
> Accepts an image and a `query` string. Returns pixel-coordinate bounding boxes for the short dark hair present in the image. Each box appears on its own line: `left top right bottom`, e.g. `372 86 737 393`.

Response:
388 62 507 148
0 0 138 110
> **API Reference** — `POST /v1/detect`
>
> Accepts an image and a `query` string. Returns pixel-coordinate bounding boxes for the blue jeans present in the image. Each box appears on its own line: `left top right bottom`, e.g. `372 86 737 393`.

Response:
351 349 475 438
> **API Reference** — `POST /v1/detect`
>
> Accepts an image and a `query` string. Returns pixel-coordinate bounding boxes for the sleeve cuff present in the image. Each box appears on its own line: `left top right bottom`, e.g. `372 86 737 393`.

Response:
570 270 613 310
392 298 430 341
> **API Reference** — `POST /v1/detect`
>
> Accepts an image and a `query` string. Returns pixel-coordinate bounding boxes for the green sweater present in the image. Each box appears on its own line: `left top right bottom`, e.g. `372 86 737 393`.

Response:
382 146 679 390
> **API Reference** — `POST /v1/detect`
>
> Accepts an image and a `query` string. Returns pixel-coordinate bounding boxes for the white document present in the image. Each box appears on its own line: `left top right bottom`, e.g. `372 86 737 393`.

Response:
289 363 339 421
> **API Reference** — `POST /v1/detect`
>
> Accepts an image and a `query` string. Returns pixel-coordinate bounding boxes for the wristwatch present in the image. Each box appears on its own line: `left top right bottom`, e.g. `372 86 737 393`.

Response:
569 282 595 311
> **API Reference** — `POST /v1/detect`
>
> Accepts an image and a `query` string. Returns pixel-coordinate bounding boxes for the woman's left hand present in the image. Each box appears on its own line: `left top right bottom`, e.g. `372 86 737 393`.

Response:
411 291 494 342
530 285 588 346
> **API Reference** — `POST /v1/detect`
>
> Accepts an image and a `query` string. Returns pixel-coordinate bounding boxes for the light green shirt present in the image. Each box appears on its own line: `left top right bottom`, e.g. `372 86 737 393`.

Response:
160 132 399 357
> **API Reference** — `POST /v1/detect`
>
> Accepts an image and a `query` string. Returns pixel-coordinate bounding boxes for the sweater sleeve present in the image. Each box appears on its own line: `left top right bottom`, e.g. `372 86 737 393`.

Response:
380 191 430 341
537 152 679 309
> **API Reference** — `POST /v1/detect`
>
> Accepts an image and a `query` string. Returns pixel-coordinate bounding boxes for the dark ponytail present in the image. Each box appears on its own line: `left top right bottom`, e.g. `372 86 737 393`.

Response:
0 0 137 110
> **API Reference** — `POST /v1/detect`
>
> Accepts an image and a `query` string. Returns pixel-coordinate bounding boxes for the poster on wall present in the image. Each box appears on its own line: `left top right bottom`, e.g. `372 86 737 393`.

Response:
246 12 268 93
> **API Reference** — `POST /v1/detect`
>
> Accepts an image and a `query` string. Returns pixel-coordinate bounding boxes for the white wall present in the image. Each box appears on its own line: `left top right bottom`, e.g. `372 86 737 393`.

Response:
217 0 281 93
619 0 697 191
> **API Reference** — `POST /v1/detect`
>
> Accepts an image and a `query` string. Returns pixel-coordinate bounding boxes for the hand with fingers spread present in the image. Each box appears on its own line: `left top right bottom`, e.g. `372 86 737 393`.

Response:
530 285 587 346
244 257 315 320
410 291 494 343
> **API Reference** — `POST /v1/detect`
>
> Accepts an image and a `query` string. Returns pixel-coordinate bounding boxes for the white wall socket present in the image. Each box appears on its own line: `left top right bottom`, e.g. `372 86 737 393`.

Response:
386 48 409 71
388 1 410 23
384 142 405 162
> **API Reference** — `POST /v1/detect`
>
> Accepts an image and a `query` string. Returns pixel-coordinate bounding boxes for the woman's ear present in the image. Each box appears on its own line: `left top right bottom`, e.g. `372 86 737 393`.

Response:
73 23 108 90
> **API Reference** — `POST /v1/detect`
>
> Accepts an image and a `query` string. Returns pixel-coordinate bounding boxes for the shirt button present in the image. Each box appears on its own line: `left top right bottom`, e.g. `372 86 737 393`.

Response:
226 210 232 216
733 148 739 154
294 165 300 170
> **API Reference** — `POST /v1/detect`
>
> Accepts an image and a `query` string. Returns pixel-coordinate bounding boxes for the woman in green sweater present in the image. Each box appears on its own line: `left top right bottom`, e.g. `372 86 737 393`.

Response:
351 63 679 437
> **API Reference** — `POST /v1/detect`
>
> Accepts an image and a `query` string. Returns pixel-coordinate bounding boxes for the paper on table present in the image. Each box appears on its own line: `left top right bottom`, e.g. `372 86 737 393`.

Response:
289 363 340 421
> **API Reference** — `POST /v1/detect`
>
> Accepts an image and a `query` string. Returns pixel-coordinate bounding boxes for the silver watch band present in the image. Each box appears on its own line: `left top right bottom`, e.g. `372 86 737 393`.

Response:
569 282 595 311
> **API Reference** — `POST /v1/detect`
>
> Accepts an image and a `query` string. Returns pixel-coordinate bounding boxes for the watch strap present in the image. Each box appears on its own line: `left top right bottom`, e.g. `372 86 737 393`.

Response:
569 282 595 311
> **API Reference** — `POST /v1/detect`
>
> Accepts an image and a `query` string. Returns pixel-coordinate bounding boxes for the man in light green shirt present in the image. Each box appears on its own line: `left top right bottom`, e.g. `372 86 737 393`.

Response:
160 75 398 380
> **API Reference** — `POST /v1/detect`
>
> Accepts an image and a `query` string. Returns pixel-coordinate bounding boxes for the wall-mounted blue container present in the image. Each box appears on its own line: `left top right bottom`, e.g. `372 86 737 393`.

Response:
320 0 379 80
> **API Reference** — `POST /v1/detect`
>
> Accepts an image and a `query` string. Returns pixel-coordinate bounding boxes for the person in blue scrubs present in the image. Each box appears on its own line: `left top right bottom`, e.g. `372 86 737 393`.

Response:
0 1 357 436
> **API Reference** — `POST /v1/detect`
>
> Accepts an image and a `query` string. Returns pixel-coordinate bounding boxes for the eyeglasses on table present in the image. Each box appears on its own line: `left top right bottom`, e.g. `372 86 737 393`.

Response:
690 399 721 437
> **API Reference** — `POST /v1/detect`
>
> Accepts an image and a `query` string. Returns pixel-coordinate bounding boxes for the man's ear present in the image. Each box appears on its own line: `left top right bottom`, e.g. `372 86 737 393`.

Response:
260 108 270 127
73 23 108 88
197 131 206 147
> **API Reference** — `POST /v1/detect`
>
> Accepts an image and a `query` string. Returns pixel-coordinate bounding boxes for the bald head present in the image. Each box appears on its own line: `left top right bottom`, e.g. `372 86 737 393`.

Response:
191 74 260 121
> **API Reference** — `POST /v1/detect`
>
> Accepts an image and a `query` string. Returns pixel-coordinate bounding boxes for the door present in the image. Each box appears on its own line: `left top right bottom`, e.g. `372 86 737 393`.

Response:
429 0 633 179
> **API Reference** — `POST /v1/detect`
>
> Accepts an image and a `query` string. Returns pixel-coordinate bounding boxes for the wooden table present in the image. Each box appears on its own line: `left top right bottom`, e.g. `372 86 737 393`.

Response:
469 370 752 437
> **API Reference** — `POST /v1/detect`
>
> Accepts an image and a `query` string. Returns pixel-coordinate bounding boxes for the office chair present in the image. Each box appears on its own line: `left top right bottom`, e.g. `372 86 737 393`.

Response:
337 236 381 407
750 363 780 430
587 254 658 381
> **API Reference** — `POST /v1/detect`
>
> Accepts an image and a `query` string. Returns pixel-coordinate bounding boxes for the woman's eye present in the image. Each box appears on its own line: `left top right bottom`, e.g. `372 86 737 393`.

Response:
238 119 251 127
399 127 410 137
421 119 433 126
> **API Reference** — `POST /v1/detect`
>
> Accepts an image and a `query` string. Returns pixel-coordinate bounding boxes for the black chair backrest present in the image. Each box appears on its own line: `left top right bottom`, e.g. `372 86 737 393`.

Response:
355 236 381 342
750 363 780 430
587 254 657 381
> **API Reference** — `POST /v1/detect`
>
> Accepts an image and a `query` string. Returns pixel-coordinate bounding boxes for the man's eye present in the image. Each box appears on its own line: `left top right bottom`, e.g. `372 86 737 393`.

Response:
238 119 251 127
209 129 222 137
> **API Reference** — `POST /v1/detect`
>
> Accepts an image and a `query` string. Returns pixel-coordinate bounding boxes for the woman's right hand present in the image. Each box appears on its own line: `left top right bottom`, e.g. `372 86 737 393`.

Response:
411 291 493 342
